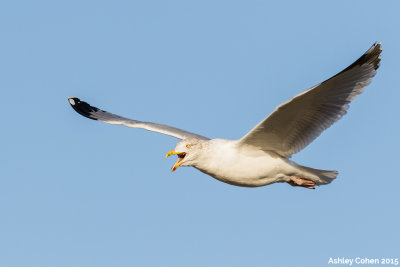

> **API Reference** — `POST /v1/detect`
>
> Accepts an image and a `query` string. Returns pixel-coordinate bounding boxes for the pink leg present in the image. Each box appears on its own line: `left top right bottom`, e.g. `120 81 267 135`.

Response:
289 176 316 189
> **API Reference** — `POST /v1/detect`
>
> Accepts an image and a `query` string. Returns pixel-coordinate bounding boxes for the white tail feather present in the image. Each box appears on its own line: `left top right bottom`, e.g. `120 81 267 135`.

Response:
296 165 339 185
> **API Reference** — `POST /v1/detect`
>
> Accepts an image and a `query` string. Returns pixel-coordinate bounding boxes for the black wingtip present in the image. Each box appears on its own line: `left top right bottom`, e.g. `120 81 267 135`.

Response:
328 42 382 81
365 41 382 70
353 42 382 70
67 97 99 120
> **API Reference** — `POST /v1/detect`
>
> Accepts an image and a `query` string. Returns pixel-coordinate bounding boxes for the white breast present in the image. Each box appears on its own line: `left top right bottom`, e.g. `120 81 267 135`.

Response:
192 139 297 187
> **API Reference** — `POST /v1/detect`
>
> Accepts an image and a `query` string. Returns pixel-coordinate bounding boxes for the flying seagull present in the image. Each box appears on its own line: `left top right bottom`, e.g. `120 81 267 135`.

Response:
69 43 381 189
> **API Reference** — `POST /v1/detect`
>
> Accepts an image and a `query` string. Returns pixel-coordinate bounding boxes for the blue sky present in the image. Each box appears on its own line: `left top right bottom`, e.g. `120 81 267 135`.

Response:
1 1 399 266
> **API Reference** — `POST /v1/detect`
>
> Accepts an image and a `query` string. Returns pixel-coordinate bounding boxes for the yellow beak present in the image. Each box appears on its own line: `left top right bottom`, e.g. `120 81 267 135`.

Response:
165 150 185 172
165 149 179 159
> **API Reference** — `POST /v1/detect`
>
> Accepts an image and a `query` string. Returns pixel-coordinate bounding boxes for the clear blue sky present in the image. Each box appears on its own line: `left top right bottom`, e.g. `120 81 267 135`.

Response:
1 1 399 266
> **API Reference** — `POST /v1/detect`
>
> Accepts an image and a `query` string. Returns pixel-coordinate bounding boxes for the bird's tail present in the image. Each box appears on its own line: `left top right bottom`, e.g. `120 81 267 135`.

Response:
296 165 339 185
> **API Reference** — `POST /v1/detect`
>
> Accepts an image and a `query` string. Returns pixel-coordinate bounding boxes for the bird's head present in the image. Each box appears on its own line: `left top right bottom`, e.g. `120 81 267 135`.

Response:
165 138 205 172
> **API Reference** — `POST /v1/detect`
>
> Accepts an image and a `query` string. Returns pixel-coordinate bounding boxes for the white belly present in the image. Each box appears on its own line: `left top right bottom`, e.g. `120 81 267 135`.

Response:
191 139 299 187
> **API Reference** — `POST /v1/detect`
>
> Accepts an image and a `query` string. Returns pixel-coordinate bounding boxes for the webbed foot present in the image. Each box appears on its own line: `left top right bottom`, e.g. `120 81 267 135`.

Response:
288 176 316 189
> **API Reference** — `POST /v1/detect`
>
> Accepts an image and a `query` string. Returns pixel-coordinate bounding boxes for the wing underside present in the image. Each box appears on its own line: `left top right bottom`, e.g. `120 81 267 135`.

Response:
238 43 382 157
68 97 209 140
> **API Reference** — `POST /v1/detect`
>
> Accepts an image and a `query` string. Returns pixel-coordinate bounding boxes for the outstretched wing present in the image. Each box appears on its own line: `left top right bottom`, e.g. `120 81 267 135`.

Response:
68 97 209 140
238 42 382 157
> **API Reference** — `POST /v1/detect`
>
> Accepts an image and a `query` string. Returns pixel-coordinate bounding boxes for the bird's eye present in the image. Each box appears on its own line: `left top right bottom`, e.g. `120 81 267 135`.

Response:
186 144 192 149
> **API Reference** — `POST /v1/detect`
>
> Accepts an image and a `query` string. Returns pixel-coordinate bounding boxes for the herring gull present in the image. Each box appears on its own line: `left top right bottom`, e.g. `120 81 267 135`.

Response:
68 43 382 189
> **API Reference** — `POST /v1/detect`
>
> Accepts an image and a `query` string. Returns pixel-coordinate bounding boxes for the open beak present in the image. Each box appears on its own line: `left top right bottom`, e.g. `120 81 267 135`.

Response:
165 150 187 172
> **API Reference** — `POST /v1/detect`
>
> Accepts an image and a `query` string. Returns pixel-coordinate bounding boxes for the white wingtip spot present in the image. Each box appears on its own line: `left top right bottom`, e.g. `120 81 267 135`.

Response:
69 98 76 105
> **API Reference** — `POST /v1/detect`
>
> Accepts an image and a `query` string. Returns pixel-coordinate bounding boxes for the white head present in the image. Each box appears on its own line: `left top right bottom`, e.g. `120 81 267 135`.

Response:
165 138 205 172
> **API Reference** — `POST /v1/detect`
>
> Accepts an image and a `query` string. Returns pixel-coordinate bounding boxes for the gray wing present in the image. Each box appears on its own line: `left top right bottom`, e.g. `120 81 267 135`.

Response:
68 97 209 140
238 42 382 157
